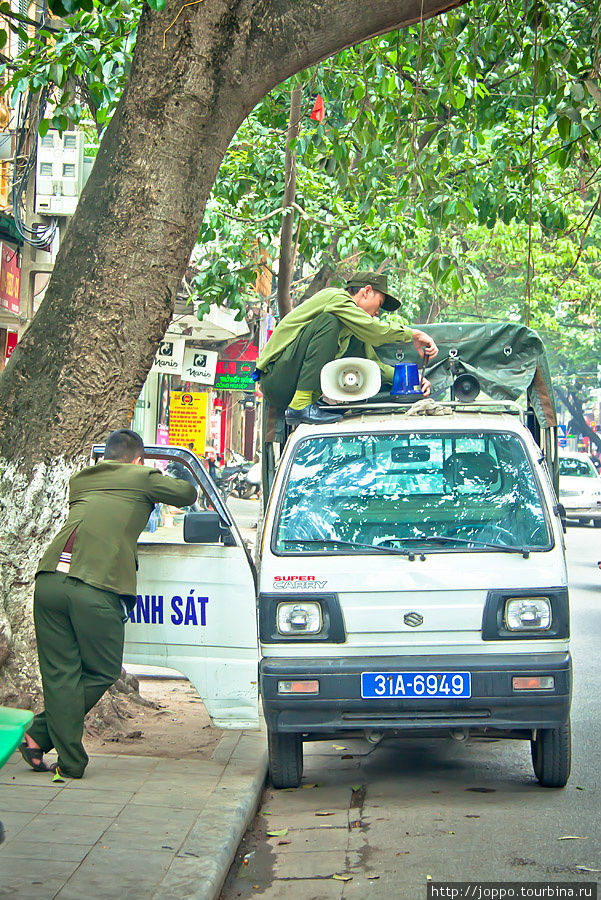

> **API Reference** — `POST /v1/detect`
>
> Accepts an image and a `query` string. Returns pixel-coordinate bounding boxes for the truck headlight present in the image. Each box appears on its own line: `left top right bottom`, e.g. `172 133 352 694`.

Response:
505 597 551 631
277 602 322 635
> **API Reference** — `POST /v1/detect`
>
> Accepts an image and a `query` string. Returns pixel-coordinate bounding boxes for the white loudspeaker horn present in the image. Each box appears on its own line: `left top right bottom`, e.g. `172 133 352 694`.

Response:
320 357 381 403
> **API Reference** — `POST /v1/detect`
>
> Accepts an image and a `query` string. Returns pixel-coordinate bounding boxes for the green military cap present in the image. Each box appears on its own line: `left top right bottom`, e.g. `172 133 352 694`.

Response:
345 271 400 311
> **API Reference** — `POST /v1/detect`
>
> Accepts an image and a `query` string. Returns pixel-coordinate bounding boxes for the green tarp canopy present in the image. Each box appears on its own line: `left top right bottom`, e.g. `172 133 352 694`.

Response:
262 321 559 503
376 322 557 430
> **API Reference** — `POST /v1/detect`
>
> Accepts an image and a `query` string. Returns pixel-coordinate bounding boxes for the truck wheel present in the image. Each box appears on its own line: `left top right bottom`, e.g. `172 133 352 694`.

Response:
530 720 571 788
268 731 303 789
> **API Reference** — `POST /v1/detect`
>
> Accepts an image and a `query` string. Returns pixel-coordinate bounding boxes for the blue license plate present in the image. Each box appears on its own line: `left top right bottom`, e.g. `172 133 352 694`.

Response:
361 671 471 699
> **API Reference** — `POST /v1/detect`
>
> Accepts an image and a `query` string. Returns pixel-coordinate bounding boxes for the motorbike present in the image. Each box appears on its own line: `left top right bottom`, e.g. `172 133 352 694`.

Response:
213 451 255 499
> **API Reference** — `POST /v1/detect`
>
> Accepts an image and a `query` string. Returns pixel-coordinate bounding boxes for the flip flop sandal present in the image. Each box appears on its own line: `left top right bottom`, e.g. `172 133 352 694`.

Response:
19 742 50 772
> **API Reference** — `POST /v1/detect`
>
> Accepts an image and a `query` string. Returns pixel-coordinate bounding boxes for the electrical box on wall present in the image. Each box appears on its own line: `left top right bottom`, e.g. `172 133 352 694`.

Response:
35 130 85 216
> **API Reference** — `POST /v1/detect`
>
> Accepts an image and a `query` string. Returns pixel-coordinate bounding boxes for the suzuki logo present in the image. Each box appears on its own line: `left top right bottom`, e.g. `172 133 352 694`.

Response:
404 612 423 627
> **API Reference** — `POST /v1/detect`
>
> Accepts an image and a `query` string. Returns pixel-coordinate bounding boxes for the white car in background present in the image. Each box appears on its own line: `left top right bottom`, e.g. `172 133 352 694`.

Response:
558 451 601 527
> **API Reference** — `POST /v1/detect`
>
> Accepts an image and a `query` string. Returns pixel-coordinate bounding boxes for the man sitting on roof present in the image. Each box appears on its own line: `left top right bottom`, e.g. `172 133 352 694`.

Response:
256 271 439 425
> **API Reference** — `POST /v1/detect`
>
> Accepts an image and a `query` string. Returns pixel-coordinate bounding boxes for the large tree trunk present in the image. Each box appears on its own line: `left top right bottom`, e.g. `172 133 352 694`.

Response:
0 0 467 704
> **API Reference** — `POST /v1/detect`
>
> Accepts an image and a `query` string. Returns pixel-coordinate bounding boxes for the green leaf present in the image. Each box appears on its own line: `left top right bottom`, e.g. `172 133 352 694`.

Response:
147 0 167 10
38 118 50 137
452 90 466 110
585 80 601 106
570 82 585 103
50 63 65 86
557 117 571 141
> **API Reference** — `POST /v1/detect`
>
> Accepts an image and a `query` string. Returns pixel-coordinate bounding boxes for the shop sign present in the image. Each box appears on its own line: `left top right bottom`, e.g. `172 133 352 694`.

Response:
259 312 276 351
0 243 20 315
214 360 256 392
182 347 218 385
5 330 17 358
150 336 185 375
168 391 209 455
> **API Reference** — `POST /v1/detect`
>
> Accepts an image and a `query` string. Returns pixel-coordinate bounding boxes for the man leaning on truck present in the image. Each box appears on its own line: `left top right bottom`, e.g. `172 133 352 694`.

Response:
255 271 439 425
19 428 197 780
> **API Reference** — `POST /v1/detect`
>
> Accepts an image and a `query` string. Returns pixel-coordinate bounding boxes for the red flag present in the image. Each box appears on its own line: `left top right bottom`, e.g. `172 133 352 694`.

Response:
310 95 325 123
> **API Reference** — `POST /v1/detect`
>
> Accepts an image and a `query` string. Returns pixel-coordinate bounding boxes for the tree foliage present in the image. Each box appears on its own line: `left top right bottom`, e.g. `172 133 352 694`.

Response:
3 0 601 343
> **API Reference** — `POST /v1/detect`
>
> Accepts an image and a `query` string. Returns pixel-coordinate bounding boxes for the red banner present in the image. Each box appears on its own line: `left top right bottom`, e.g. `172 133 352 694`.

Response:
0 243 21 315
5 330 17 358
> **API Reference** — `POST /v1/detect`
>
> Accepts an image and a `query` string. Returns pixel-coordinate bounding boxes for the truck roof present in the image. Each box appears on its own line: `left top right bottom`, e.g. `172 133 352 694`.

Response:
290 404 530 441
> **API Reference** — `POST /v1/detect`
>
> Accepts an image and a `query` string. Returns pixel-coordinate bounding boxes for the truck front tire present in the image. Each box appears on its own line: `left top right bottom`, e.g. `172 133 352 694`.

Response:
531 720 571 788
268 730 303 788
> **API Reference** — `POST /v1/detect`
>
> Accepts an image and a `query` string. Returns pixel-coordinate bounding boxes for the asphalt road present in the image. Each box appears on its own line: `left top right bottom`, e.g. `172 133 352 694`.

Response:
222 525 601 900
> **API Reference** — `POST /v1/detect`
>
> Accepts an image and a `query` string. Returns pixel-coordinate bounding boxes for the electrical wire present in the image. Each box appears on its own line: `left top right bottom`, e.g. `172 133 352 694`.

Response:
10 0 58 249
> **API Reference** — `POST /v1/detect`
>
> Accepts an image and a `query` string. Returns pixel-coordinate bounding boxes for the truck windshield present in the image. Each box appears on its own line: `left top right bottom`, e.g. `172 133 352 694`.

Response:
274 431 551 554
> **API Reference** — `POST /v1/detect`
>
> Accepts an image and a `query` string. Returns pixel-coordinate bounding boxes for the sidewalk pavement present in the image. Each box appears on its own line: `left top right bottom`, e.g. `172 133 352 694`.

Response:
0 728 267 900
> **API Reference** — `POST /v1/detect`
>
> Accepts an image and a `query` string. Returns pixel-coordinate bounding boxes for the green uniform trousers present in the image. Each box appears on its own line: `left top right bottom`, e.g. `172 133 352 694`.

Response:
260 312 341 410
28 572 125 778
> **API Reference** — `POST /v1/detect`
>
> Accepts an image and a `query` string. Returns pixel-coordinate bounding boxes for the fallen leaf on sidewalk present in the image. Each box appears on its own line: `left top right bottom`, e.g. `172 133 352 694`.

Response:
278 839 292 846
302 783 319 789
341 754 354 759
315 811 335 816
576 866 601 872
332 874 353 882
333 744 347 750
366 874 380 880
266 828 289 837
558 836 589 841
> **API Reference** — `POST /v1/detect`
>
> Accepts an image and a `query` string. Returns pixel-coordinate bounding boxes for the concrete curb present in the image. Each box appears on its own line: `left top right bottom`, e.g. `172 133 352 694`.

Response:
152 731 268 900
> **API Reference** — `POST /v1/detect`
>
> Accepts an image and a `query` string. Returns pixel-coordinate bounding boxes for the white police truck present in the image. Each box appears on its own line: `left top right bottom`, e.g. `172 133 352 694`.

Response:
108 323 571 790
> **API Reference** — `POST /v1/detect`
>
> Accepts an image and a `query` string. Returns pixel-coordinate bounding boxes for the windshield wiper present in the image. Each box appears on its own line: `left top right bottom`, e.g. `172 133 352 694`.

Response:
406 535 530 557
284 538 421 559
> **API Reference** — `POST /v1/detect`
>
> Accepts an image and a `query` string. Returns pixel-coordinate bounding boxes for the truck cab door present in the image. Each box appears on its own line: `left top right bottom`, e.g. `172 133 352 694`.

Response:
92 445 259 730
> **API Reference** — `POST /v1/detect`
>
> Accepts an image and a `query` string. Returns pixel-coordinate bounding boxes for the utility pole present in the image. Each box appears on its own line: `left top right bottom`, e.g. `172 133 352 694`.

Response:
277 84 302 320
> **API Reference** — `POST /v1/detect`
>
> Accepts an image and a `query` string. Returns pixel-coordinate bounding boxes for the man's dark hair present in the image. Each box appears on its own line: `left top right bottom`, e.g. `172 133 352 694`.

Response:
104 429 145 462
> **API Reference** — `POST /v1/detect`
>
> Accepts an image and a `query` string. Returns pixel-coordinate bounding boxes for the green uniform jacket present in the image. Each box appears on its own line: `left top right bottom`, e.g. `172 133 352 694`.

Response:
256 287 415 381
37 462 197 598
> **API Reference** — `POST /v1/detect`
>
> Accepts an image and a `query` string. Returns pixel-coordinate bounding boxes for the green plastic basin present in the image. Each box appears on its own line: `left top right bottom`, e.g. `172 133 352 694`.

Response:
0 706 33 769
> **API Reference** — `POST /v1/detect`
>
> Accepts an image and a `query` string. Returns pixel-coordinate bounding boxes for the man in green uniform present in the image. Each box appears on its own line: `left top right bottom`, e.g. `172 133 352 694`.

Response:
256 271 439 424
20 429 197 779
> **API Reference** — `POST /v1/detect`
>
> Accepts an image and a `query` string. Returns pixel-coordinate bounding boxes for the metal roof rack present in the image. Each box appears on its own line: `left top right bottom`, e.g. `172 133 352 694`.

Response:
317 397 524 418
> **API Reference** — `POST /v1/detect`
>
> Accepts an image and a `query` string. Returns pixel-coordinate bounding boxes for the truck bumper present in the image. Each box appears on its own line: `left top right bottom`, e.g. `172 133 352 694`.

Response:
260 652 572 735
563 505 601 520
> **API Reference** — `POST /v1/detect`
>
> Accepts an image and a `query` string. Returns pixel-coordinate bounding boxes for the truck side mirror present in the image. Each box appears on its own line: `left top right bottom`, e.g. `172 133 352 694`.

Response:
183 511 236 546
556 503 567 534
